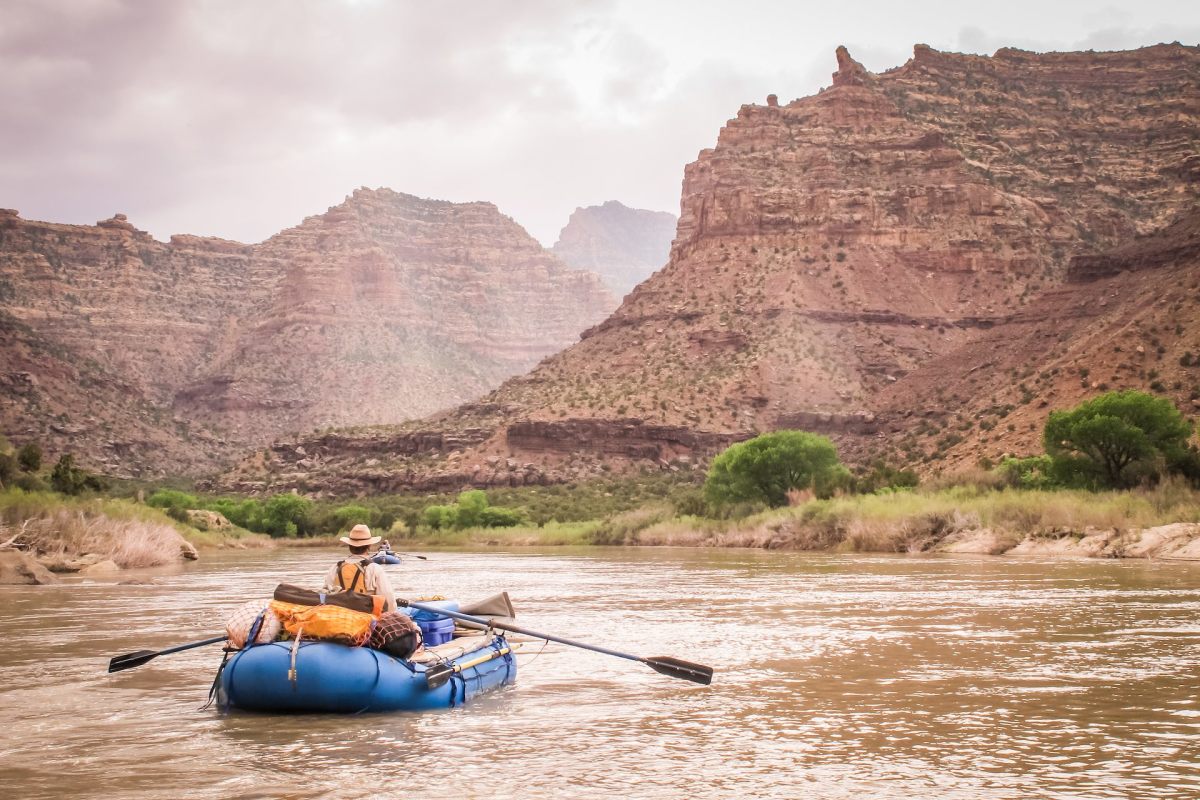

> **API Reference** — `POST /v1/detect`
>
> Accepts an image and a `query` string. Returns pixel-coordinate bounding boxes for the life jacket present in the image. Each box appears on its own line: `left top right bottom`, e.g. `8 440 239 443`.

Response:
336 558 371 594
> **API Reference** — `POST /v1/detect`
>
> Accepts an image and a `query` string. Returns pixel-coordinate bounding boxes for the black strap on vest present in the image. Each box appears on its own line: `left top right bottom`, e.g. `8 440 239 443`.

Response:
336 559 368 593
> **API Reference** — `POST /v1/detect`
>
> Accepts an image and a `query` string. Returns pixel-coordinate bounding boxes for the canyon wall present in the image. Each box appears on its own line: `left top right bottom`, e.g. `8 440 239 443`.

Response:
219 43 1200 494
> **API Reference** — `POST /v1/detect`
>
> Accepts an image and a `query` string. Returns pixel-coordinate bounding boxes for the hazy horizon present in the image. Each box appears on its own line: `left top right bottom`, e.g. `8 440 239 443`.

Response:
3 0 1198 246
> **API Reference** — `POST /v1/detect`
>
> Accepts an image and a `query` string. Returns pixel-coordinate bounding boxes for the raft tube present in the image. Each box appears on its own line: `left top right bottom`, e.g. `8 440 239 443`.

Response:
218 634 515 713
370 552 401 565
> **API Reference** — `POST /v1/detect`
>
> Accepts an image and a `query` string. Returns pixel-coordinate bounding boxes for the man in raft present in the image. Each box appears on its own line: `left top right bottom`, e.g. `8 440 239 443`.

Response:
323 524 398 612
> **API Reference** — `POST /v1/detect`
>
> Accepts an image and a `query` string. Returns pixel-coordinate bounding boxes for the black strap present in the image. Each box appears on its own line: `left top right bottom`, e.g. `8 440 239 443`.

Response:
336 559 368 594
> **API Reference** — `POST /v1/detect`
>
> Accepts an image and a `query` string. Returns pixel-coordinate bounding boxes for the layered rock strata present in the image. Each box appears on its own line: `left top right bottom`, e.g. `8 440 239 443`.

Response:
0 190 613 475
859 206 1200 471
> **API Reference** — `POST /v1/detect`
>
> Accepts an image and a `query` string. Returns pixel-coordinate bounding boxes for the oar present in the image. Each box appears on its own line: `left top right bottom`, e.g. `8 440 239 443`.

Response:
107 635 227 673
425 645 511 689
376 550 427 560
401 600 713 685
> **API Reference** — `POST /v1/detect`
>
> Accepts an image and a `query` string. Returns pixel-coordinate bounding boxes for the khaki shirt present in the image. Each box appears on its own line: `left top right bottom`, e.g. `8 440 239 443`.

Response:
322 554 397 613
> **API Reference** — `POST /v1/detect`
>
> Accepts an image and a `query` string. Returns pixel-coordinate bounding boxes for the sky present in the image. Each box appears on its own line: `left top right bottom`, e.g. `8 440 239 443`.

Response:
2 0 1198 246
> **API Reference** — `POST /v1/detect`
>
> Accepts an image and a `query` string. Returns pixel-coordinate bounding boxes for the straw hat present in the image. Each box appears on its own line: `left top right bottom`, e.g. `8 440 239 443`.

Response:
340 523 382 547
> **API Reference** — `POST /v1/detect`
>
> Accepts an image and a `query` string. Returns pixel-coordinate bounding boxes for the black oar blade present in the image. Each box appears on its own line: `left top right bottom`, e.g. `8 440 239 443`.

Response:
644 656 713 685
108 650 158 673
425 663 453 690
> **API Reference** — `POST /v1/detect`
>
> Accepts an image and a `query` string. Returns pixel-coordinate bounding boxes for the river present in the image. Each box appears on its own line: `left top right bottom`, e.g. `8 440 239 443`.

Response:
0 547 1197 799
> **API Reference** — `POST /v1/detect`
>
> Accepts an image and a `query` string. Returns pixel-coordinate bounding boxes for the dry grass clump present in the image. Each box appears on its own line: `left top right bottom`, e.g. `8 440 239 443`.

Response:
589 504 677 545
1 489 191 567
705 482 1200 553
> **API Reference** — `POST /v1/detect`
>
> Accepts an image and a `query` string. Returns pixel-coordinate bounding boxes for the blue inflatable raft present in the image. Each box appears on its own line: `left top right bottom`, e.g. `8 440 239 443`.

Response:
218 633 516 713
370 552 401 565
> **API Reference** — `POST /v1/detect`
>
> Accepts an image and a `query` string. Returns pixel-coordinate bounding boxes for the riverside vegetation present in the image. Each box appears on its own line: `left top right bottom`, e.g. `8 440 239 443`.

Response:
2 391 1199 574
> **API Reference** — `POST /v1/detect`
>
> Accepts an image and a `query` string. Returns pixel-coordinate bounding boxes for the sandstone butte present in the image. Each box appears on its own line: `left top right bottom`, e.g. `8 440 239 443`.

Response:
551 201 678 296
212 43 1200 497
0 189 615 476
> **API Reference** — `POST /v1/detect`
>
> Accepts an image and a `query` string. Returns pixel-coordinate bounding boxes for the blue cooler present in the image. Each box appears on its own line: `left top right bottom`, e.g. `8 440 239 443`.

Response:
408 600 460 646
417 617 455 646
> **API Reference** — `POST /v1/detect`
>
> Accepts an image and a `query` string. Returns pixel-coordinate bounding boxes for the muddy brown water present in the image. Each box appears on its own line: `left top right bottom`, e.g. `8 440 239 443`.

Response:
1 547 1198 799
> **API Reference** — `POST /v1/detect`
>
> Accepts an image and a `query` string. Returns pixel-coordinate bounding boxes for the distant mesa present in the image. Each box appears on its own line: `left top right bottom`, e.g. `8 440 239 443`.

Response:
0 187 614 477
551 200 678 296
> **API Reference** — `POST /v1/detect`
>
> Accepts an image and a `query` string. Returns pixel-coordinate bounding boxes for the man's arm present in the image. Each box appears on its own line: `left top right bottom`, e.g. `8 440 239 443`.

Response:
321 563 340 592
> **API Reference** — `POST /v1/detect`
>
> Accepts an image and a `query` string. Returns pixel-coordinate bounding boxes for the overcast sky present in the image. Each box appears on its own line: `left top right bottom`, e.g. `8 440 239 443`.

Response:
3 1 1198 246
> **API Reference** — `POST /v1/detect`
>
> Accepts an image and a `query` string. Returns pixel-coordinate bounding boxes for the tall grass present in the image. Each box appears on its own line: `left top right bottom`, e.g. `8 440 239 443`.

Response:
0 488 270 566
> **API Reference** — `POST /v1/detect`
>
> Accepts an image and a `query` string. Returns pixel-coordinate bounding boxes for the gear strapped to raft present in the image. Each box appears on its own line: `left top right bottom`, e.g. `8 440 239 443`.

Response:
273 582 383 615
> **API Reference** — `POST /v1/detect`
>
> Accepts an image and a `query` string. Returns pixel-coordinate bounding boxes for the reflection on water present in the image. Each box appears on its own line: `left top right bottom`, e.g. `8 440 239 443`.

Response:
1 547 1198 799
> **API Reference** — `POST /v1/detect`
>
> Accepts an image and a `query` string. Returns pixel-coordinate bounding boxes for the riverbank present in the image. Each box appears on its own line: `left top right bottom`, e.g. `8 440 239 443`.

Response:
0 489 272 584
394 483 1200 560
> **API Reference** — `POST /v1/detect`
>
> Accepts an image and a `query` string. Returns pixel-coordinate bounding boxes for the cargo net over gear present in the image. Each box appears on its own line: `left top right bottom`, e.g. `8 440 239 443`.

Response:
369 611 423 659
225 600 282 649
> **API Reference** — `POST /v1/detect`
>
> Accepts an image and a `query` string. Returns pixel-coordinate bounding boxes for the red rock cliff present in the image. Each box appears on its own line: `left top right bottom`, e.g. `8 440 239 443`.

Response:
217 43 1200 493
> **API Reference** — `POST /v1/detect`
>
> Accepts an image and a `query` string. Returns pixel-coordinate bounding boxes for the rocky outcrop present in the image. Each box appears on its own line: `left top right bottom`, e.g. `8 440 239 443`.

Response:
0 189 614 475
0 551 59 585
551 201 678 295
220 43 1200 493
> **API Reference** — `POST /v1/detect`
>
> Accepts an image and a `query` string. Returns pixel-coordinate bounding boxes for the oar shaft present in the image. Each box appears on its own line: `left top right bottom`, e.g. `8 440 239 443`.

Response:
405 601 642 663
158 635 227 656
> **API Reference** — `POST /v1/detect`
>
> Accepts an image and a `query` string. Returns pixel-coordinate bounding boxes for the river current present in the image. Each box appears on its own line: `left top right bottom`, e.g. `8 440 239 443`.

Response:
0 547 1197 799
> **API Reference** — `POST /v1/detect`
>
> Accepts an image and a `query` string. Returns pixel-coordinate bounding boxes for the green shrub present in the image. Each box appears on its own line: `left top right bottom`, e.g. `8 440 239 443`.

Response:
147 489 200 510
705 430 849 508
0 453 15 488
208 498 263 530
478 506 525 528
13 474 47 492
854 460 920 494
16 443 41 473
49 454 105 495
997 455 1058 489
671 488 708 517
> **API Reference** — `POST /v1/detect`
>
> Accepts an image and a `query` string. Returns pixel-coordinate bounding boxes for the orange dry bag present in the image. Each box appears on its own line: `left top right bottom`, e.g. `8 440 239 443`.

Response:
269 600 376 647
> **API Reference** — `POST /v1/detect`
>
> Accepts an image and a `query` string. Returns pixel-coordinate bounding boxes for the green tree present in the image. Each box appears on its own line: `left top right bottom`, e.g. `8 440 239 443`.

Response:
331 503 374 531
261 493 313 537
16 443 41 473
454 490 489 528
704 430 849 508
422 504 458 530
1044 390 1193 488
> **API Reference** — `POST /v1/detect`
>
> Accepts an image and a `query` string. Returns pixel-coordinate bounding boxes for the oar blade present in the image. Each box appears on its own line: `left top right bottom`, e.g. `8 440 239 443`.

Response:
644 656 713 685
108 650 158 673
425 663 453 690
